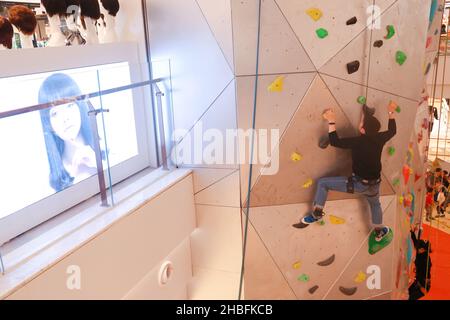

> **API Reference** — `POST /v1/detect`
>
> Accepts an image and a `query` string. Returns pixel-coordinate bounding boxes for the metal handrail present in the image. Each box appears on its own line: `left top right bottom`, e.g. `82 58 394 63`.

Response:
0 77 165 120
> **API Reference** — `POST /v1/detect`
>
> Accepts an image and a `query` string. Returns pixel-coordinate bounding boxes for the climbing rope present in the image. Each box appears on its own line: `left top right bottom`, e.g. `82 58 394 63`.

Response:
364 0 377 101
238 0 262 301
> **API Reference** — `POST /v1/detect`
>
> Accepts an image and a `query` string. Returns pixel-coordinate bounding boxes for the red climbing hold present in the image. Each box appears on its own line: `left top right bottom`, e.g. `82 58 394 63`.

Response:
426 36 432 48
403 165 411 184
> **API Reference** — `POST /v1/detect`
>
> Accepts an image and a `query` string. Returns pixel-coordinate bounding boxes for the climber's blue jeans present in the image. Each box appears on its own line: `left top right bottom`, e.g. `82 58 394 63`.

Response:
313 176 383 228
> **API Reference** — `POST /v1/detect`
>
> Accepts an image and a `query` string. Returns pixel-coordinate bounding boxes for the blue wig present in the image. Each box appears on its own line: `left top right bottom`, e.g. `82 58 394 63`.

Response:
39 73 95 192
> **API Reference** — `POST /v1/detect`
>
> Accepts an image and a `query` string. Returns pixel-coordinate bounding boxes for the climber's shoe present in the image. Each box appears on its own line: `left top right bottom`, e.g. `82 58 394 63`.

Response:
293 211 324 229
319 136 330 149
369 227 393 255
375 226 390 242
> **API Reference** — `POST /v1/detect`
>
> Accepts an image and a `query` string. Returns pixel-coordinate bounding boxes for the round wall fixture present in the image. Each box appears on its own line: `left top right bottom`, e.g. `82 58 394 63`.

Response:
158 261 174 286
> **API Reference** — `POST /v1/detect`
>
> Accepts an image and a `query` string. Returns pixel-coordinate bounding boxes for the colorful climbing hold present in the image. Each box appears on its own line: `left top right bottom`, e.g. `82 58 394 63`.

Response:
384 25 395 39
317 254 336 267
425 63 432 75
403 165 411 184
395 106 401 113
357 96 367 105
298 274 310 282
403 194 413 208
399 196 404 205
388 147 396 156
426 36 433 49
368 228 393 255
291 152 303 162
396 51 407 66
415 174 422 182
373 40 384 48
339 286 358 296
354 271 367 284
418 132 423 144
318 220 326 226
430 0 438 25
268 76 284 92
346 17 357 25
393 178 400 187
302 179 314 189
316 28 329 39
306 8 323 21
293 261 302 270
308 285 319 294
329 215 345 225
347 60 360 74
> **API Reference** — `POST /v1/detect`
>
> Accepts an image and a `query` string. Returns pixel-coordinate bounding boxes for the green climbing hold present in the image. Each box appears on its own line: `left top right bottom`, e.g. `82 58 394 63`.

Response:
318 220 326 226
357 96 367 105
384 25 395 39
396 51 407 66
316 28 329 39
298 274 310 282
368 229 394 255
388 147 396 156
393 178 400 187
395 106 401 113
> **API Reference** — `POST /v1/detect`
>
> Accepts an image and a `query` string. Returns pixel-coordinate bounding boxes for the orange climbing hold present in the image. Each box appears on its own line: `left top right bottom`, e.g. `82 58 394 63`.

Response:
403 165 411 184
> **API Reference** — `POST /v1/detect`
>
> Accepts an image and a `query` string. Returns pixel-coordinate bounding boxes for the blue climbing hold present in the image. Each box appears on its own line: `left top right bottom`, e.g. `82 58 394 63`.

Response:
429 0 438 27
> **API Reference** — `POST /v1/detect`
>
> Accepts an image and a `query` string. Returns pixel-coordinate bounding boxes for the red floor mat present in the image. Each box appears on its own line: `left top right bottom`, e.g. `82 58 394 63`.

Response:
420 225 450 300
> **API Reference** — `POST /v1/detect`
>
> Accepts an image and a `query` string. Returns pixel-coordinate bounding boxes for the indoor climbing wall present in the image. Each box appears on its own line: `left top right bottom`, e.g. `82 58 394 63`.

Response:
236 0 442 300
391 0 445 299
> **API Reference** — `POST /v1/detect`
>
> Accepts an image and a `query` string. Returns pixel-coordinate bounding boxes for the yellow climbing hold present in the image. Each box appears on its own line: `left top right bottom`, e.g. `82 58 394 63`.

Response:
303 179 314 188
399 196 404 205
293 261 302 270
329 215 346 225
306 8 323 21
354 271 367 283
268 76 284 92
291 152 303 162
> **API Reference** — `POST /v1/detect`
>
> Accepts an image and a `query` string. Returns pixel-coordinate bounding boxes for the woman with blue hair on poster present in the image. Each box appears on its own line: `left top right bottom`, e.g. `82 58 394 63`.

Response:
39 73 98 192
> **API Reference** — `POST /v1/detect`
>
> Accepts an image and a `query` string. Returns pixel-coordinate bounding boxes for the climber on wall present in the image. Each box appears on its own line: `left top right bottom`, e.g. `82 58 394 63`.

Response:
408 224 432 300
293 102 397 243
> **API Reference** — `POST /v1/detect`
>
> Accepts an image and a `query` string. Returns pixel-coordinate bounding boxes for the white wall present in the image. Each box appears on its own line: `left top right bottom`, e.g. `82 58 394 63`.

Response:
5 174 196 300
146 0 243 300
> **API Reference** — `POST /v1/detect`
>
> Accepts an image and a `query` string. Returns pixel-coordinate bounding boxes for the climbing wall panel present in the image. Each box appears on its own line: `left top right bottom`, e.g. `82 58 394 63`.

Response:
319 28 372 85
236 73 316 203
247 196 395 299
231 0 316 76
325 197 396 299
368 0 430 101
275 0 391 69
247 75 356 207
243 223 298 300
